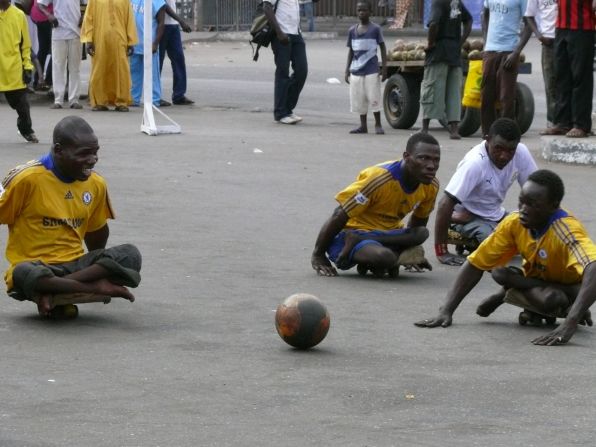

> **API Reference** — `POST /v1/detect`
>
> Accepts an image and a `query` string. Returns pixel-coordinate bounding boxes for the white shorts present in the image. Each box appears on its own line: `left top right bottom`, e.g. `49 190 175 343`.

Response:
349 73 382 115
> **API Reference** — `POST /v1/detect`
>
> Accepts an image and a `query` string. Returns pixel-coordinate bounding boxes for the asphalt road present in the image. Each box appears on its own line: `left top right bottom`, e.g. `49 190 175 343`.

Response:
1 38 596 446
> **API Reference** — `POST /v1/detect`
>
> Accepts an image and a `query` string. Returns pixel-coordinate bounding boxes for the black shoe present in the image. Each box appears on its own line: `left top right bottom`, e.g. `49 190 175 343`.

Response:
173 96 195 105
159 99 172 107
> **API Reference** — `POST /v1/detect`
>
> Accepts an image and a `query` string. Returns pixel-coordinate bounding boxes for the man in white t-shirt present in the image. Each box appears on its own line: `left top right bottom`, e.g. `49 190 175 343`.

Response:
523 0 557 130
263 0 308 124
434 118 537 266
38 0 82 109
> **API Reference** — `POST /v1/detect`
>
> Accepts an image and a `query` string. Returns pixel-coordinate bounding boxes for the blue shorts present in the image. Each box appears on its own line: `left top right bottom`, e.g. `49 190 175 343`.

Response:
327 229 407 270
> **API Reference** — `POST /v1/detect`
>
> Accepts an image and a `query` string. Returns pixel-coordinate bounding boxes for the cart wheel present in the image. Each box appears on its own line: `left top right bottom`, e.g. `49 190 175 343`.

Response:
383 74 420 129
515 82 534 135
458 106 481 137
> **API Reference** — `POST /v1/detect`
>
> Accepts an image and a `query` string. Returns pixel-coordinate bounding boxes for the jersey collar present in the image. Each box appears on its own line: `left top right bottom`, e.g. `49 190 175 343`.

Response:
530 208 569 239
39 153 76 183
384 160 418 194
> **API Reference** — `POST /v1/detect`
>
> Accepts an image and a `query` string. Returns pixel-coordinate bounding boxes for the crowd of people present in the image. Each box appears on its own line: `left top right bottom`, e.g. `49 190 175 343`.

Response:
0 0 195 142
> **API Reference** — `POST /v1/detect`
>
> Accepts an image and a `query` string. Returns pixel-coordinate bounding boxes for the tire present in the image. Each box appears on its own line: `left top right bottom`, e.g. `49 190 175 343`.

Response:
458 106 481 137
383 74 420 129
515 82 534 135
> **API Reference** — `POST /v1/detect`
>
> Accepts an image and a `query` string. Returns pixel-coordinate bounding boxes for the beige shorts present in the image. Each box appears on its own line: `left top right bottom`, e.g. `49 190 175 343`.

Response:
349 73 382 115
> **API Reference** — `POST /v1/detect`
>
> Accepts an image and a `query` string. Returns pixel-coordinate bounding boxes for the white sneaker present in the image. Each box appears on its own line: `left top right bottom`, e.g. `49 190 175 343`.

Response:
290 114 302 122
278 115 298 124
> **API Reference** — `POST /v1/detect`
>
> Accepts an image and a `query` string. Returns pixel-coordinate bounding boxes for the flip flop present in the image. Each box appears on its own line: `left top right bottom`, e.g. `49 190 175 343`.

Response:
349 127 367 134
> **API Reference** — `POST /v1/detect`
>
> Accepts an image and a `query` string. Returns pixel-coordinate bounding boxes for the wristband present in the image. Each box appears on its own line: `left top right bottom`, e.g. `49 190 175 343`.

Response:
435 243 448 257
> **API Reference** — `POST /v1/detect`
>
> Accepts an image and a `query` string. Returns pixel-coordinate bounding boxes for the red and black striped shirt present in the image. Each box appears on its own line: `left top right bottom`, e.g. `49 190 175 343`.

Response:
557 0 595 30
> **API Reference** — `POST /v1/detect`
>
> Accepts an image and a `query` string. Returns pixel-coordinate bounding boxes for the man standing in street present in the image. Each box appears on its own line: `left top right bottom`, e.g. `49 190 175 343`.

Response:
263 0 308 125
542 0 595 138
420 0 472 139
523 0 557 130
80 0 137 111
159 0 194 105
0 0 38 143
480 0 530 135
299 0 315 32
38 0 83 109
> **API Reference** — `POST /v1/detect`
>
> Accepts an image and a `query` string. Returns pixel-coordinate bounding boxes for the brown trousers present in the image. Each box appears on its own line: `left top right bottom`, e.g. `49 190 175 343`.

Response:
480 51 519 136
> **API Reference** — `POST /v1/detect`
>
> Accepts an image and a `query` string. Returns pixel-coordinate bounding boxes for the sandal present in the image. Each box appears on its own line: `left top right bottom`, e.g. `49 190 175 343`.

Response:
566 128 588 138
540 126 570 136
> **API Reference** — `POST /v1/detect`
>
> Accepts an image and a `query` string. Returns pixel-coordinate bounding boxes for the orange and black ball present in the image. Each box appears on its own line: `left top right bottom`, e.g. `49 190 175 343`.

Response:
275 293 330 349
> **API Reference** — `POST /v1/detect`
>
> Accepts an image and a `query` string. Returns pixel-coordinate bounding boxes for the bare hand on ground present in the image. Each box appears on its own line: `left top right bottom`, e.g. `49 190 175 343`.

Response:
437 252 465 266
311 254 337 277
532 322 577 346
414 311 452 328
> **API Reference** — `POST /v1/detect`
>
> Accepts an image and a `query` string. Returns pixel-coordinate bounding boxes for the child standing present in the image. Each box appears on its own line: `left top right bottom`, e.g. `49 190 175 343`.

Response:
345 0 387 135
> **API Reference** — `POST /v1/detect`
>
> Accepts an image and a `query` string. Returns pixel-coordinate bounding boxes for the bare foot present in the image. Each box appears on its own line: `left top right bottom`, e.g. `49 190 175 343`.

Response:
335 231 361 269
37 294 53 316
476 290 505 317
90 278 135 302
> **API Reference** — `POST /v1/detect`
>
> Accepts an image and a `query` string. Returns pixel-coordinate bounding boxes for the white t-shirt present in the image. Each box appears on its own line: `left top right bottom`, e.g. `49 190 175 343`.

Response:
524 0 557 39
265 0 300 35
164 0 177 26
444 141 537 221
38 0 81 40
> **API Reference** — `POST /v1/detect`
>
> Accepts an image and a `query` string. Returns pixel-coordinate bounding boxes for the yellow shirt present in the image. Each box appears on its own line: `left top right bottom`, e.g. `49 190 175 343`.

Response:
468 210 596 284
0 5 33 92
335 160 439 231
0 155 114 290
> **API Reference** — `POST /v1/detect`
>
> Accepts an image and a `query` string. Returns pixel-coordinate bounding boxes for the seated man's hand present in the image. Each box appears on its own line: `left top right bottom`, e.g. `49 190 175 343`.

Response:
22 69 32 85
311 253 337 277
403 259 433 272
532 320 578 346
437 252 465 266
414 310 453 328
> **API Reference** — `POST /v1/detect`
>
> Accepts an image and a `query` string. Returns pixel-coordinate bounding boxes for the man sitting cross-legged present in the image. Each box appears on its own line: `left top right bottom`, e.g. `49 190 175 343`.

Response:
434 118 537 266
416 170 596 346
0 116 142 318
311 133 441 277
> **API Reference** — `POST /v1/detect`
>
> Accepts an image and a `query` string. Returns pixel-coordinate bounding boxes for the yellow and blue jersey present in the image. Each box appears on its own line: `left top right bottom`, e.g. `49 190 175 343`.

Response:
0 154 114 290
468 210 596 284
335 160 439 232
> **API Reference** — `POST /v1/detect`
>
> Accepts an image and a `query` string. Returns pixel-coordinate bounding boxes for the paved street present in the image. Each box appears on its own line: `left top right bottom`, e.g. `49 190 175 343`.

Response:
1 38 596 446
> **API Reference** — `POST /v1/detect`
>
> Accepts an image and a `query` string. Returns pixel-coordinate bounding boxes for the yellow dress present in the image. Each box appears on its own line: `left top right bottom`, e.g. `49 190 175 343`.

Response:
80 0 138 106
0 5 33 92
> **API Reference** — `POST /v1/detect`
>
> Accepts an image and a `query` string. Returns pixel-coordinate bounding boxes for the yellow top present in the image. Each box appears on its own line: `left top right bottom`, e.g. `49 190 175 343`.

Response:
335 160 439 231
468 210 596 284
0 5 33 92
0 156 114 290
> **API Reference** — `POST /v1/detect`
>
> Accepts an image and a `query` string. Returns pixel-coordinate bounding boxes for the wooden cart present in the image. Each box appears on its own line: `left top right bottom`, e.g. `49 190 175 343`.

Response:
381 60 534 136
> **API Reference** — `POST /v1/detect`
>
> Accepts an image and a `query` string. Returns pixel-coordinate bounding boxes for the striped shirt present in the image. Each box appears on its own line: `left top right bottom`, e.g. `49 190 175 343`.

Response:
556 0 594 30
335 160 439 232
468 210 596 284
